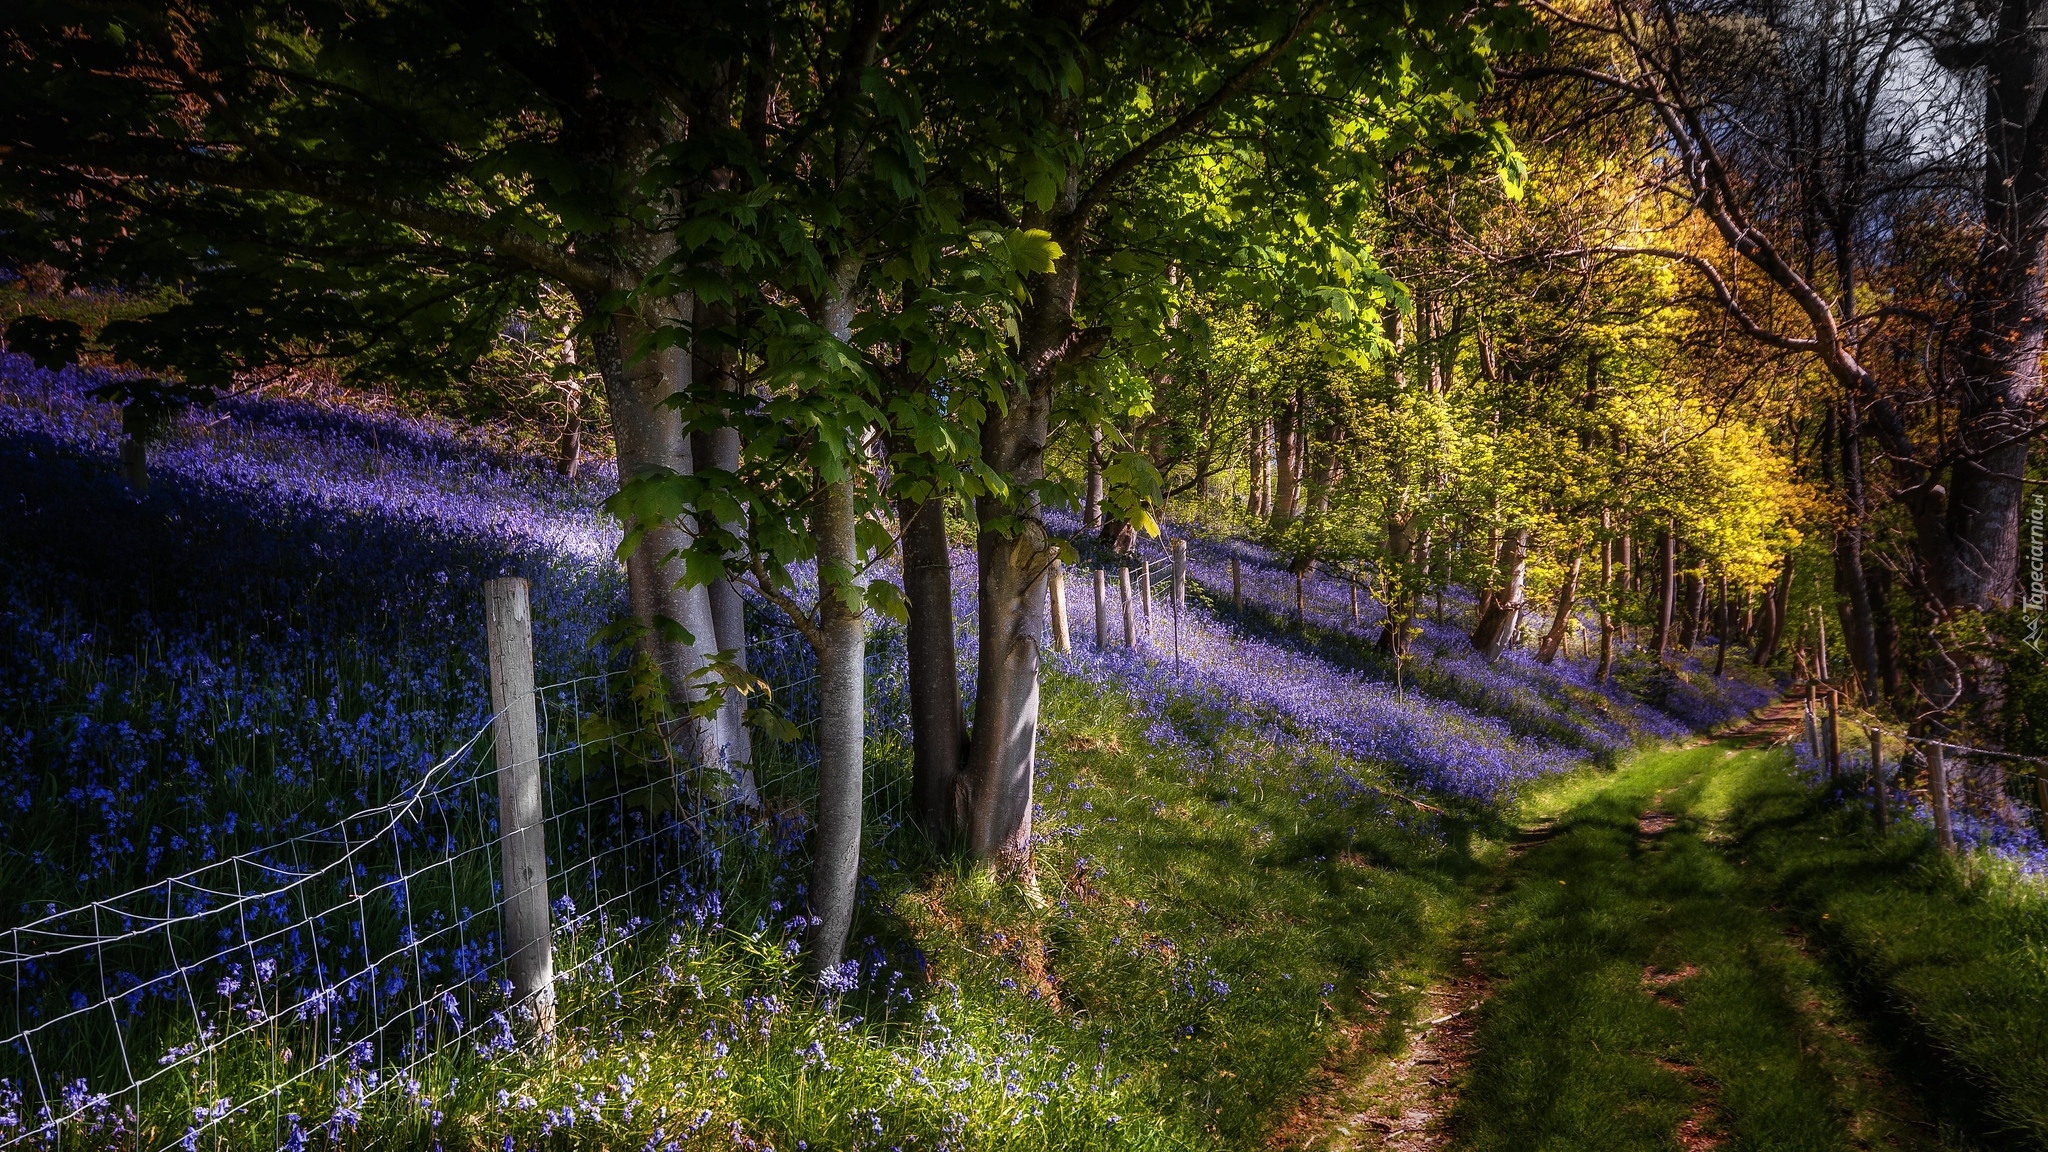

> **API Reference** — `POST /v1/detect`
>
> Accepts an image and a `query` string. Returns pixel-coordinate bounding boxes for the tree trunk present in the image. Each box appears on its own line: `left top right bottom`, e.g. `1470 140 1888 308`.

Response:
958 237 1077 866
1868 562 1901 703
807 466 866 977
1946 11 2048 620
1754 564 1791 665
1651 524 1677 658
588 297 743 789
1677 568 1701 650
899 492 965 839
1308 432 1337 514
692 309 754 774
557 400 583 479
1272 393 1301 524
1835 402 1883 706
1247 420 1266 518
557 333 585 479
1597 520 1615 682
1536 549 1581 664
1597 601 1615 683
1084 425 1105 531
1713 571 1730 677
806 266 870 976
1378 512 1420 654
1471 526 1530 661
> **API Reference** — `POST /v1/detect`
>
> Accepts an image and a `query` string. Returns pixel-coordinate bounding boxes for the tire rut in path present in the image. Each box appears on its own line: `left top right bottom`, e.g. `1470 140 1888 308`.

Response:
1277 826 1555 1151
1275 957 1489 1152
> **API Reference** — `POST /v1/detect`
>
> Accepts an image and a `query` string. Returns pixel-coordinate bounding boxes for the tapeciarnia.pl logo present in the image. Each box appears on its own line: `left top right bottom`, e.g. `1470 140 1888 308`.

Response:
2029 492 2046 653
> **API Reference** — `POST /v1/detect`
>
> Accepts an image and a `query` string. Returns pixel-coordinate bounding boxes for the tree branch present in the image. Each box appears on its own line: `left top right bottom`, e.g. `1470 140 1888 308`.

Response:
1068 0 1332 226
35 141 614 294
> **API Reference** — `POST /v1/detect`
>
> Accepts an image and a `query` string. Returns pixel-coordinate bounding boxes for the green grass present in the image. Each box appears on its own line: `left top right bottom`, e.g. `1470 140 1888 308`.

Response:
1713 750 2048 1149
1455 743 1969 1152
320 664 1498 1150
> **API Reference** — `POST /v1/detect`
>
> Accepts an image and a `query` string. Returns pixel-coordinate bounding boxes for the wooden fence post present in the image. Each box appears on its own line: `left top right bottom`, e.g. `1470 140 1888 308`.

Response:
485 577 555 1040
1094 569 1109 651
1048 559 1071 653
1868 728 1888 834
1120 567 1138 648
1171 539 1188 612
1349 577 1359 622
1927 739 1954 852
1230 555 1242 614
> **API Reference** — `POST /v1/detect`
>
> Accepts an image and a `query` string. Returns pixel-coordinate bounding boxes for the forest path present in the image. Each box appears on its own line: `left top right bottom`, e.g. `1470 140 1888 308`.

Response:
1301 729 1964 1152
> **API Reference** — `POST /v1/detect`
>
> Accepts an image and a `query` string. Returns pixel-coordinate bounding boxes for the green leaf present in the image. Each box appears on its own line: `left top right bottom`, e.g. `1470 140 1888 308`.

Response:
1006 229 1064 275
1023 166 1059 213
650 615 697 648
865 579 910 624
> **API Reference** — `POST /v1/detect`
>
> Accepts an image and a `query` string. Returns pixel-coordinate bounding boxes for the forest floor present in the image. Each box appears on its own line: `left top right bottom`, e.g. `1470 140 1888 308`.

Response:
1296 705 1987 1152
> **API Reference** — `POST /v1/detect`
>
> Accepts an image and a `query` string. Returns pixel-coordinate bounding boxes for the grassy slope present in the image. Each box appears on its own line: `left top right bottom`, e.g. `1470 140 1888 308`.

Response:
1457 740 2048 1152
1717 753 2048 1148
386 665 1498 1151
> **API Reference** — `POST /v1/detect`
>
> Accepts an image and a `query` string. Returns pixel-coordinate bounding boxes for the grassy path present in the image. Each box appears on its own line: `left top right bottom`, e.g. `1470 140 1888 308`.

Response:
1340 739 1974 1152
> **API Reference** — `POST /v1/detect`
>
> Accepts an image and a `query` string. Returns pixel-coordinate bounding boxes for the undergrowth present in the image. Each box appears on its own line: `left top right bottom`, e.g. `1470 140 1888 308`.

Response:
328 665 1493 1150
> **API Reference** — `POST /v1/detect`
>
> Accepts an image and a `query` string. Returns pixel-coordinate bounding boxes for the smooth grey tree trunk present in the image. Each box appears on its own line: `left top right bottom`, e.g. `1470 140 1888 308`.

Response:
588 296 749 797
693 313 755 774
1471 527 1530 661
807 271 869 977
1084 427 1105 531
808 470 866 977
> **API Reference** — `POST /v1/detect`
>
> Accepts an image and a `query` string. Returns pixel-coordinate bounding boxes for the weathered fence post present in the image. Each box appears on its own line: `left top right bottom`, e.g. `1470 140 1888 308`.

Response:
1230 555 1242 614
1927 738 1954 852
1349 577 1359 622
1868 728 1888 834
485 577 555 1041
1120 567 1137 648
1049 558 1071 653
1171 539 1187 612
1094 569 1109 651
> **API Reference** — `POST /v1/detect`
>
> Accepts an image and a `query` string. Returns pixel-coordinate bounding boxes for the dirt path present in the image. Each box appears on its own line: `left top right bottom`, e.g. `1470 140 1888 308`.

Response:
1279 960 1488 1152
1716 693 1807 748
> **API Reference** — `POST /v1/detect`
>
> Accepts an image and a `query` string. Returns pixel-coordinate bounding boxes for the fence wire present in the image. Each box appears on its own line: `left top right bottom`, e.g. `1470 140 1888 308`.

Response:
0 610 915 1152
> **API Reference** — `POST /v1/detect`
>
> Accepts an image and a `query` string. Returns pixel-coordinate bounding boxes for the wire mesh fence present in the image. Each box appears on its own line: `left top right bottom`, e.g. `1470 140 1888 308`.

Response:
0 597 913 1151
